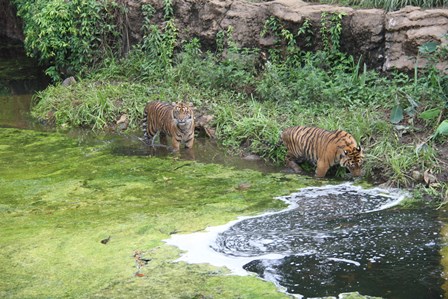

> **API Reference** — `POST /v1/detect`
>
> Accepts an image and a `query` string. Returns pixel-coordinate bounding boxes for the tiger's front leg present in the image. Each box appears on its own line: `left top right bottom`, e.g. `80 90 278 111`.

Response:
184 137 194 149
315 160 330 178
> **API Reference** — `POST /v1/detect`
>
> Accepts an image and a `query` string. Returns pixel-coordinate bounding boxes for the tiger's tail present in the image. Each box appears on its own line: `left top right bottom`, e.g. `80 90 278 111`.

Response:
140 103 151 144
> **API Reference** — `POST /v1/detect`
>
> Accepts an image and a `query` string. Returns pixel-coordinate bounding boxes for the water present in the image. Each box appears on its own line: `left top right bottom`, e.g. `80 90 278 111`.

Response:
0 35 49 129
168 184 444 299
108 134 285 173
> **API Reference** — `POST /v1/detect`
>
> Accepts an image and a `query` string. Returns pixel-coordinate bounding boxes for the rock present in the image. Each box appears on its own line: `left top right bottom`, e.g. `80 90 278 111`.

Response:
62 76 76 86
195 114 214 127
195 114 215 138
424 169 439 187
237 182 251 190
0 0 24 41
412 170 422 181
385 6 448 73
116 114 129 130
242 154 262 161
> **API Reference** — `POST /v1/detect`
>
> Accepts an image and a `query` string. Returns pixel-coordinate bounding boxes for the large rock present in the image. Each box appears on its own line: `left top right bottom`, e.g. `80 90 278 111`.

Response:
385 6 448 72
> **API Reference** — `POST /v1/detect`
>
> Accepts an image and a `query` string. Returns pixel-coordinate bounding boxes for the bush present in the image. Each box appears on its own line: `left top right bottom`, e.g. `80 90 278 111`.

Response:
13 0 125 81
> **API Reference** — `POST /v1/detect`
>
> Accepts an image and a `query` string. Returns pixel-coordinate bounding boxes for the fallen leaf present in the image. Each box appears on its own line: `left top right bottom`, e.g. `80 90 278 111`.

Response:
423 169 438 186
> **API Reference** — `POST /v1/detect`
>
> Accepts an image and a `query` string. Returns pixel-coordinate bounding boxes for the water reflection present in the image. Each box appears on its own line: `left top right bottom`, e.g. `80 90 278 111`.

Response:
109 134 284 173
0 36 49 128
0 36 49 95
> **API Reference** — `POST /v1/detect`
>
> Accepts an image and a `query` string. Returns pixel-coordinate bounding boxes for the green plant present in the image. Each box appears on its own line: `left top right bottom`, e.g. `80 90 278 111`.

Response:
320 12 345 53
260 17 302 62
417 40 448 140
13 0 125 81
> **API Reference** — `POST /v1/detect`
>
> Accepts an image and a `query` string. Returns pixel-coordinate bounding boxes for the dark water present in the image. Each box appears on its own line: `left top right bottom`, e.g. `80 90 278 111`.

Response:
212 184 444 298
0 36 49 129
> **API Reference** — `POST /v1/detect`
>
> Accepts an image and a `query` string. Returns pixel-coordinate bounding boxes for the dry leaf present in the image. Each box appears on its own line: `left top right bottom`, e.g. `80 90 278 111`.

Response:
423 169 438 187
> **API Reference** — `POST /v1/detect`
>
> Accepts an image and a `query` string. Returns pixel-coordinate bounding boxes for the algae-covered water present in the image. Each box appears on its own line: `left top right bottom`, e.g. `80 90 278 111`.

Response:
0 126 316 298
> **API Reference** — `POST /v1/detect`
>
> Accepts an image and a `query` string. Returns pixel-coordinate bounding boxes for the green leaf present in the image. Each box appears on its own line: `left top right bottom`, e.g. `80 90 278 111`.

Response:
434 120 448 136
390 105 404 124
419 41 439 54
419 108 441 121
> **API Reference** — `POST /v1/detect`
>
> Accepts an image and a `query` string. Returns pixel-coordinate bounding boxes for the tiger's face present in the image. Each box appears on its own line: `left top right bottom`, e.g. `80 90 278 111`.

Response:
339 146 364 177
172 102 194 128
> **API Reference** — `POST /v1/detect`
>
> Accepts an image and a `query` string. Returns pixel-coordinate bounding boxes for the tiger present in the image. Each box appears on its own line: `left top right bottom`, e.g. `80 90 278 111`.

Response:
142 101 195 151
281 126 363 178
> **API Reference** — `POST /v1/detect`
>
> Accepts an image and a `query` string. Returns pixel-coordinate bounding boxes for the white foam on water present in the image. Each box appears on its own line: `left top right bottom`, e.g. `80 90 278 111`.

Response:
163 182 407 276
328 257 361 266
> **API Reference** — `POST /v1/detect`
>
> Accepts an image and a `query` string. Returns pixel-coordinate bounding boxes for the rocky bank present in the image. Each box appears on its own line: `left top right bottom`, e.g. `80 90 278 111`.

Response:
1 0 447 73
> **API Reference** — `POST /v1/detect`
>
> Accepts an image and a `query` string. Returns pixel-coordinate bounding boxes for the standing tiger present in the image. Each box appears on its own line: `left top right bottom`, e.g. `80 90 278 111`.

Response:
281 126 363 178
142 101 195 151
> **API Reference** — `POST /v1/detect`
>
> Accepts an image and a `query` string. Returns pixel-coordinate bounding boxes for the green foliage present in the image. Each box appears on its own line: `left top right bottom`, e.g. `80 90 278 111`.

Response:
32 81 149 130
364 0 447 11
432 120 448 139
414 39 448 141
320 12 345 53
12 0 125 81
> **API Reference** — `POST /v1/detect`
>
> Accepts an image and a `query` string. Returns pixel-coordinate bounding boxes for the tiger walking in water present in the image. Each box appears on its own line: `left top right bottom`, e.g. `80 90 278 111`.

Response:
142 101 195 151
281 126 363 178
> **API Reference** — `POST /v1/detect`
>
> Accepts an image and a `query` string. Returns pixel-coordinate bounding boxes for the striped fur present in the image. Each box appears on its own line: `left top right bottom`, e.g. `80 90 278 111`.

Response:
281 126 363 178
142 101 195 151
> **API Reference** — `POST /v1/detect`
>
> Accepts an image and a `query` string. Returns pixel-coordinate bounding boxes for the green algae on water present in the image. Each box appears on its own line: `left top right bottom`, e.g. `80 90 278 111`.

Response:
0 128 311 298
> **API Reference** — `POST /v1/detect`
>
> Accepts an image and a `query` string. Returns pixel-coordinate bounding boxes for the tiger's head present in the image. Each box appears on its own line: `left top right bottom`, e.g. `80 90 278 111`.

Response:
171 102 194 129
339 145 364 177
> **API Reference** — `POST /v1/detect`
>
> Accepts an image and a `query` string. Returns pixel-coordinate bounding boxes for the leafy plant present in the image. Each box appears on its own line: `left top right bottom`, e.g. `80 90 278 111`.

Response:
13 0 126 81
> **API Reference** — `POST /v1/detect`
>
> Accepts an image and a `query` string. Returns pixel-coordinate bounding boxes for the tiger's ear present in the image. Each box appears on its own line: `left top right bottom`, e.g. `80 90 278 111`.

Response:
171 102 176 106
357 145 362 151
188 102 193 107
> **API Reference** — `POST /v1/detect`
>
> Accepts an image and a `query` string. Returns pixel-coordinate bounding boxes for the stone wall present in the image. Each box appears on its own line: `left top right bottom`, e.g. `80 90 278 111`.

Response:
125 0 448 73
2 0 447 73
